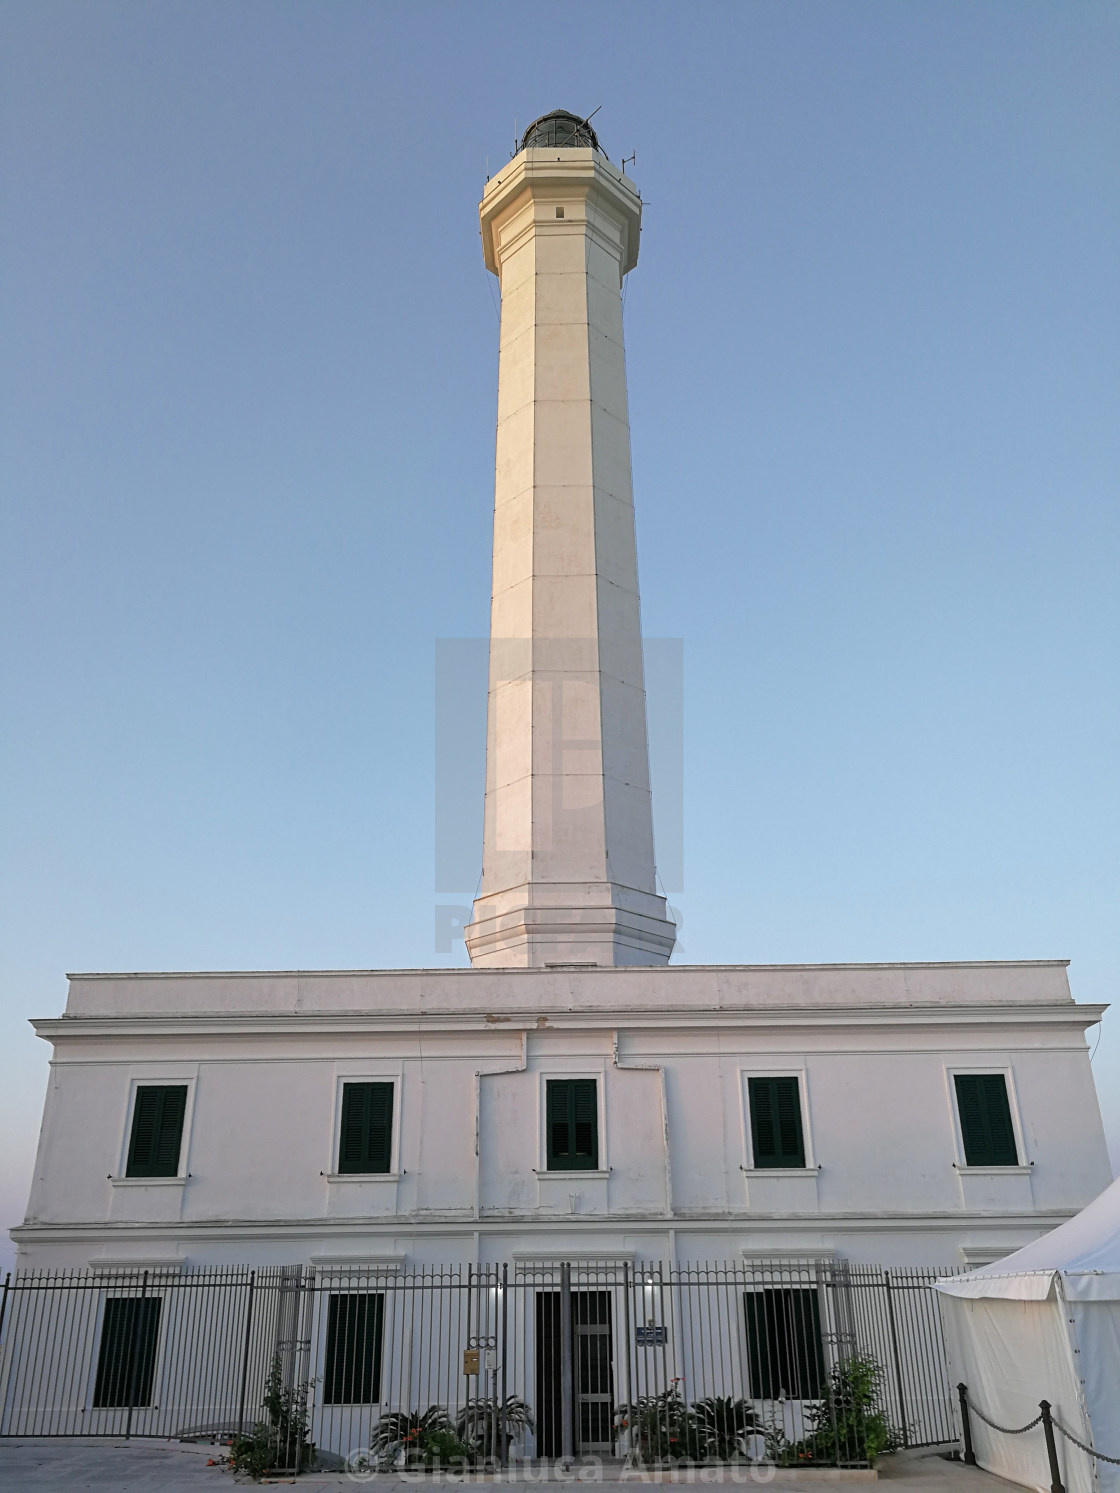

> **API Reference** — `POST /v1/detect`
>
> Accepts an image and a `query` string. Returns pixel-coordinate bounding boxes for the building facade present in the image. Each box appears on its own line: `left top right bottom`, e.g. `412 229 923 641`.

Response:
14 960 1110 1272
12 110 1113 1280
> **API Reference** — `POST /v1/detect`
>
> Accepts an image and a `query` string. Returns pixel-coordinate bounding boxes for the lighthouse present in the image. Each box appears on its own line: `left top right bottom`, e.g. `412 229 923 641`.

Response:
12 110 1111 1399
465 111 677 968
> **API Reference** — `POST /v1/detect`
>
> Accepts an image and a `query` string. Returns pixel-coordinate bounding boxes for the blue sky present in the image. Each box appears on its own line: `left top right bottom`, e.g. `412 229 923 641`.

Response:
1 0 1117 1268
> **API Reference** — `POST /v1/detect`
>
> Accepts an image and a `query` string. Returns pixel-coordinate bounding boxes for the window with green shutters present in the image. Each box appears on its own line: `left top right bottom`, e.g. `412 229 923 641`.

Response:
93 1297 162 1407
323 1293 384 1403
546 1079 598 1170
338 1082 394 1174
748 1076 806 1168
955 1074 1018 1166
125 1086 188 1178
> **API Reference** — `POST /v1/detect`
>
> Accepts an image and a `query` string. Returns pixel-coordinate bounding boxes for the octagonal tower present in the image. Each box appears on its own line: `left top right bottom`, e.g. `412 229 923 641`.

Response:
465 112 676 968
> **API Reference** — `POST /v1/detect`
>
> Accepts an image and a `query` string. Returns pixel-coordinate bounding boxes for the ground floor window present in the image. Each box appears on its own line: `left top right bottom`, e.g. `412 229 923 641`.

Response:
93 1297 161 1408
744 1288 824 1399
323 1293 384 1404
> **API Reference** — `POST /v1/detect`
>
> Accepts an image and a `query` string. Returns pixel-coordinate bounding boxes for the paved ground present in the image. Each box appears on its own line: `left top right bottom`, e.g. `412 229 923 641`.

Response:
0 1442 1017 1493
0 1437 222 1489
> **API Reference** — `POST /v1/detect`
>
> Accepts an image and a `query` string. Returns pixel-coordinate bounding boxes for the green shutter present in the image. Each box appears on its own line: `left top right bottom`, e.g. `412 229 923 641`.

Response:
323 1293 384 1404
93 1297 161 1408
573 1080 597 1161
154 1088 186 1172
127 1090 161 1174
984 1076 1018 1164
339 1084 367 1173
955 1074 1018 1166
749 1077 805 1168
338 1083 394 1174
547 1081 570 1166
126 1086 187 1178
367 1083 392 1174
546 1079 598 1170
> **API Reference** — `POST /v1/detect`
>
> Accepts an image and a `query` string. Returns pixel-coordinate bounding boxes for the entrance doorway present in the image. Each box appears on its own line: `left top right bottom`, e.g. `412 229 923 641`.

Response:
535 1290 615 1456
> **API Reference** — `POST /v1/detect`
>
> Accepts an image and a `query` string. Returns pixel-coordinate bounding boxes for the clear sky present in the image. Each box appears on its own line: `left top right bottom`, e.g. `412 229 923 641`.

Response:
1 0 1117 1271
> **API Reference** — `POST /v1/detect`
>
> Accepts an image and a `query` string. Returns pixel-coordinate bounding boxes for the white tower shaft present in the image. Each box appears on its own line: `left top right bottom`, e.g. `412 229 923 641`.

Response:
465 145 675 968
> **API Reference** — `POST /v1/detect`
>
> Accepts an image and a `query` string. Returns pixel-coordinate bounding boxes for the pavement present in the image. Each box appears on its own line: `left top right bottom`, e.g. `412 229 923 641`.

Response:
0 1442 1019 1493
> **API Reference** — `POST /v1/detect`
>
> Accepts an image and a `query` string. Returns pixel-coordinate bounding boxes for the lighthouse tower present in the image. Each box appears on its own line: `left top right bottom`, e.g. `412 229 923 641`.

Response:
465 111 676 968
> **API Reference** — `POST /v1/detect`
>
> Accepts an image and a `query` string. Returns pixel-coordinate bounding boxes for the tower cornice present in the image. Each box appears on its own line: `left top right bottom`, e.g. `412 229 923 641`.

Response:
479 149 642 278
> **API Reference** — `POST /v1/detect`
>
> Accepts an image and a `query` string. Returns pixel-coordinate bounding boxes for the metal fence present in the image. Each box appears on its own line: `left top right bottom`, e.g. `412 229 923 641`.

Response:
0 1260 964 1471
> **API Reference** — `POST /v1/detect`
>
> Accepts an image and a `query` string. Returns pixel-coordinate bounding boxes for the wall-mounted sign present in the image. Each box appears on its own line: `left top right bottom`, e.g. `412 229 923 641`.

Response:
635 1324 667 1345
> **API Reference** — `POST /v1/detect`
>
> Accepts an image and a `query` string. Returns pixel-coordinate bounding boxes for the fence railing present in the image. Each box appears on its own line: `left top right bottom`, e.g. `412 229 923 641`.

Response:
0 1259 964 1470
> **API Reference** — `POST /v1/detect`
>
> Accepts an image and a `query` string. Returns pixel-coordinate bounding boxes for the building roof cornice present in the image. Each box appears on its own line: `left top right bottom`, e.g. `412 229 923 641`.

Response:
32 1001 1106 1043
63 960 1073 979
9 1208 1087 1247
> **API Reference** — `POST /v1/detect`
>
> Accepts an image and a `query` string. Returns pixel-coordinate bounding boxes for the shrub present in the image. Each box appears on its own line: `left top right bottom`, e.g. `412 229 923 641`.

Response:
227 1355 315 1479
765 1354 902 1467
615 1381 704 1463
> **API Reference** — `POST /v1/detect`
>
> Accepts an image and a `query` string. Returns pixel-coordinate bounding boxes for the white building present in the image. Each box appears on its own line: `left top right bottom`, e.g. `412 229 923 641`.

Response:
14 959 1111 1274
13 109 1112 1281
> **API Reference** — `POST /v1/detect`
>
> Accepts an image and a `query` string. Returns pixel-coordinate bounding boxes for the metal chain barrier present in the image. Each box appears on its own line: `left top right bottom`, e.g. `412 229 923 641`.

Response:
967 1400 1044 1436
1052 1417 1120 1467
958 1381 1120 1493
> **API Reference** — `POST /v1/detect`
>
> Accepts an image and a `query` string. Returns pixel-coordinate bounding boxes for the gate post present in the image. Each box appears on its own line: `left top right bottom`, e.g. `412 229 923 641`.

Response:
957 1384 976 1465
500 1264 509 1467
124 1270 149 1441
883 1270 910 1448
560 1262 574 1464
237 1270 257 1436
1040 1401 1065 1493
292 1268 316 1475
621 1262 633 1460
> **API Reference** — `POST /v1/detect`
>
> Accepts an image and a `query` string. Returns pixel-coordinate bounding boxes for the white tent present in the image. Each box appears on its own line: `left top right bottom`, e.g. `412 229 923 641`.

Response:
936 1177 1120 1493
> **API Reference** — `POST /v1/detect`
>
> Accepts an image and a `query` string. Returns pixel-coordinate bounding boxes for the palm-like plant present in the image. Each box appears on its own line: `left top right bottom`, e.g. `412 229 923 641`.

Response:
370 1405 456 1469
691 1396 756 1460
455 1395 534 1459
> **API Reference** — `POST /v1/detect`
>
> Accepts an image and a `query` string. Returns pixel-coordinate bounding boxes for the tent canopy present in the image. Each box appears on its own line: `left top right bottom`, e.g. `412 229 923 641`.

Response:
937 1176 1120 1301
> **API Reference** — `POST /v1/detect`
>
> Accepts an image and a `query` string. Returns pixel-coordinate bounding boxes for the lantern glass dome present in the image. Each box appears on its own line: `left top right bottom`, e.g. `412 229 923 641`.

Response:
519 110 600 153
